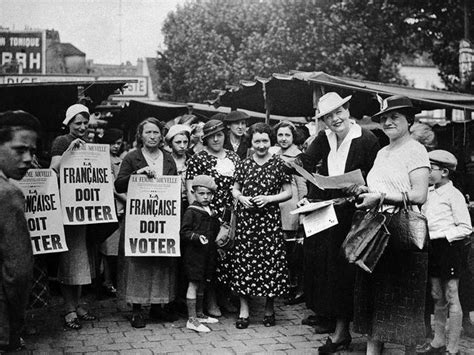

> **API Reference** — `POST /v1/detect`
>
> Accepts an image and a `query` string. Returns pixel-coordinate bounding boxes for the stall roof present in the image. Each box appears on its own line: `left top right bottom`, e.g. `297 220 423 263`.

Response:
208 71 474 119
0 79 131 132
125 99 307 125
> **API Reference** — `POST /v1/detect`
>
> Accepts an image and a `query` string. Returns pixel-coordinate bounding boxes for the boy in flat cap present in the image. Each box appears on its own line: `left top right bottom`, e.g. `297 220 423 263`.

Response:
0 110 40 351
180 175 220 333
419 150 473 355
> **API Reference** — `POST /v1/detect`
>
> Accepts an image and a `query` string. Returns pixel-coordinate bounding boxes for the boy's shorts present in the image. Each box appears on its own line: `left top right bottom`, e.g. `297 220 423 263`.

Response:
429 238 466 280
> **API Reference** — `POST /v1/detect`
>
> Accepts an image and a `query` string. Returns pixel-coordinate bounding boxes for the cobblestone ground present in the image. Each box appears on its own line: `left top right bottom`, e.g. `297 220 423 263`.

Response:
22 296 474 355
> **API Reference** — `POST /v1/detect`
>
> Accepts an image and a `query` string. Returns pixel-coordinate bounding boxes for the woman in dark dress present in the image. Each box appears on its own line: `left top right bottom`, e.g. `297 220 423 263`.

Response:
230 123 292 329
186 119 240 316
115 117 178 328
297 92 380 352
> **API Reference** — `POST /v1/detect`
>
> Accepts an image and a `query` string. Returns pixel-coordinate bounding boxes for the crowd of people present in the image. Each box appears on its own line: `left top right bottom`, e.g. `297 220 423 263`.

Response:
0 93 473 354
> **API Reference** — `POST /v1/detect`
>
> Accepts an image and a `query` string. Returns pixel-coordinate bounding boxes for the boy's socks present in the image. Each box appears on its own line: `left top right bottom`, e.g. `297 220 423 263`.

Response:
196 294 204 317
186 298 197 319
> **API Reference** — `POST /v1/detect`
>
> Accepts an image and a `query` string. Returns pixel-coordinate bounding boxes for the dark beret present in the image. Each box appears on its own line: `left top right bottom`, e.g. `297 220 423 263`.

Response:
0 110 41 132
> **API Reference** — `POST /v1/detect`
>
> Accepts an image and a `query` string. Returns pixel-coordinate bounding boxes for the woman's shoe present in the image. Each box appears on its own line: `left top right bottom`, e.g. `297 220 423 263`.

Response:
76 308 97 321
130 312 146 328
263 314 275 327
235 317 250 329
63 311 82 330
318 336 351 354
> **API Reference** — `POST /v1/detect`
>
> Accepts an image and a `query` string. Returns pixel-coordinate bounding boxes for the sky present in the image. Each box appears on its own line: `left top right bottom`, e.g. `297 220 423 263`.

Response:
0 0 184 64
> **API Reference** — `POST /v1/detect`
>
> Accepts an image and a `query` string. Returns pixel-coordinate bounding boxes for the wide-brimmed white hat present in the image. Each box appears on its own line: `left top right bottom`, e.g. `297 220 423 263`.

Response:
63 104 90 126
315 92 352 119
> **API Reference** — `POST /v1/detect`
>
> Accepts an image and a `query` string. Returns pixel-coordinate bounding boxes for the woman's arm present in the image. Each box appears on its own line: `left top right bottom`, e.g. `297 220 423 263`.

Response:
186 180 195 205
232 182 254 209
252 182 292 208
356 167 429 209
114 154 136 193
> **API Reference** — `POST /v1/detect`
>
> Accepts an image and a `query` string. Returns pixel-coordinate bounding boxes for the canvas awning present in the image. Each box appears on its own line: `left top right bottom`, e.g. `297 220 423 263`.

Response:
123 99 307 126
0 79 131 133
208 71 474 120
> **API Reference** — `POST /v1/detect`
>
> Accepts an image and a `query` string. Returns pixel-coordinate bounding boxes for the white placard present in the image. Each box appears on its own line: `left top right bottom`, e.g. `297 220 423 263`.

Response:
18 169 67 254
60 143 117 225
124 175 181 257
302 203 338 237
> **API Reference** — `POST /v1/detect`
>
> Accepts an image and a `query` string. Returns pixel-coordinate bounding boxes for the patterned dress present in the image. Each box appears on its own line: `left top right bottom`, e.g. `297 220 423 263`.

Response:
230 155 291 297
186 149 240 285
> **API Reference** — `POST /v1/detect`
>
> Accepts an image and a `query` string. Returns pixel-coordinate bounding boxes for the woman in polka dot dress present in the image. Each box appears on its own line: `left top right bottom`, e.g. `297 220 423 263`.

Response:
230 123 292 329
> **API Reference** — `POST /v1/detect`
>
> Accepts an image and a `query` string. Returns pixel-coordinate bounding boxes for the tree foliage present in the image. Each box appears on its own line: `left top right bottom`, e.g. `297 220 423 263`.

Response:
156 0 472 102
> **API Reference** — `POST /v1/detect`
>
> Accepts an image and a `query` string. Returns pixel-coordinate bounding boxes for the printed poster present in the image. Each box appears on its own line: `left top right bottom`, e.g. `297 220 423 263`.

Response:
125 175 181 257
18 169 67 255
60 143 117 225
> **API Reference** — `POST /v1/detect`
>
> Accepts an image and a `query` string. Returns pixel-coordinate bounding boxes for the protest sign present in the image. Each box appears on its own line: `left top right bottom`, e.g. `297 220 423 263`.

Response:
60 144 117 225
18 169 67 255
125 175 181 257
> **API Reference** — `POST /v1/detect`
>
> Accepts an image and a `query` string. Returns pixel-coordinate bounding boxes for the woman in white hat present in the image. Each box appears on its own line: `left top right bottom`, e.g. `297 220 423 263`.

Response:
297 92 380 352
49 103 96 330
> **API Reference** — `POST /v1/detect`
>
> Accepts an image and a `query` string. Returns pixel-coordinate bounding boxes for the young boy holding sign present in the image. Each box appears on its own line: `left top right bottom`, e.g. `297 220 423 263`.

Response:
180 175 220 332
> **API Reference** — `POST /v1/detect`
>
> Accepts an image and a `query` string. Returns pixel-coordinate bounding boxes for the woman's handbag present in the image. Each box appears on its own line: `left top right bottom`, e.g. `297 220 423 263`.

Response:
342 194 390 273
387 192 429 251
215 200 237 250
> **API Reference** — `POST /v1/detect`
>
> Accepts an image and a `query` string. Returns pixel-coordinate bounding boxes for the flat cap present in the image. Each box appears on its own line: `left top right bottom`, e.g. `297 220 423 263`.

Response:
429 149 457 171
192 175 217 191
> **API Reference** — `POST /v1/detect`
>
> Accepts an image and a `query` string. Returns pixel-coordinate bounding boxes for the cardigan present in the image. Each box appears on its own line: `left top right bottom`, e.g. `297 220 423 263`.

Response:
115 148 177 193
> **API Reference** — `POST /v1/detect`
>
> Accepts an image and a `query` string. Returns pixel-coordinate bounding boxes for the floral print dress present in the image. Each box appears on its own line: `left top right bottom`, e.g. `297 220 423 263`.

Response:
230 155 291 297
186 149 240 285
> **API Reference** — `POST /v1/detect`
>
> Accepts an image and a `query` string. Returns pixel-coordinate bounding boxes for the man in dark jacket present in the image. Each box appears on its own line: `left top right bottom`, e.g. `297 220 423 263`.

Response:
0 110 40 352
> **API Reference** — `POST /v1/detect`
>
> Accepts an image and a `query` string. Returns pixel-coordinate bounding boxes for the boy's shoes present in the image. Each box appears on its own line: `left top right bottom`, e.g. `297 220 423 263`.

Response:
196 315 219 324
187 318 210 333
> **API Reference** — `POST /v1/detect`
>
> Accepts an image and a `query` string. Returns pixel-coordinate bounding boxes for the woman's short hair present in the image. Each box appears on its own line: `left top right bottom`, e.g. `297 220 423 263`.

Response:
273 121 296 140
248 122 274 141
135 117 165 148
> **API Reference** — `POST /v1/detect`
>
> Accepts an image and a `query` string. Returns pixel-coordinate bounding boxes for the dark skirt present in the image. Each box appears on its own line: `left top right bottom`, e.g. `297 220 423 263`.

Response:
353 247 428 346
303 202 356 320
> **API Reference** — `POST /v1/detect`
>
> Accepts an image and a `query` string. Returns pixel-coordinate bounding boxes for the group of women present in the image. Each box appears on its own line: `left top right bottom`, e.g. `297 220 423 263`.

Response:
46 92 434 354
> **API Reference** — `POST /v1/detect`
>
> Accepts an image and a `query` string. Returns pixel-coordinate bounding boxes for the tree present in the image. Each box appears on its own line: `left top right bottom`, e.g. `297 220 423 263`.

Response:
156 0 465 102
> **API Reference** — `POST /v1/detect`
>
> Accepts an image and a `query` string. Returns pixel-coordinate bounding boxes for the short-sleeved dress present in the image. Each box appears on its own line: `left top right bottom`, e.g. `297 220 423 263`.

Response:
353 139 430 346
186 149 240 285
230 155 291 297
51 134 95 285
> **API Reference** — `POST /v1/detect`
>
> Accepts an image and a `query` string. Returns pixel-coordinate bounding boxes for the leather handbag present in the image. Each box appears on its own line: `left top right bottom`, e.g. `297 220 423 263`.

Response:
342 194 390 272
215 200 237 250
387 192 429 251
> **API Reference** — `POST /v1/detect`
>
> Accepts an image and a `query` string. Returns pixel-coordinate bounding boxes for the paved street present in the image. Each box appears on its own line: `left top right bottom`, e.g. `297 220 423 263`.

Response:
22 296 474 354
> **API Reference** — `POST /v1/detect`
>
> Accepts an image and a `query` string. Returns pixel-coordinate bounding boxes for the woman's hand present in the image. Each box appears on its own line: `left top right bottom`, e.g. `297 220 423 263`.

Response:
199 235 209 245
66 138 85 151
297 197 310 208
355 192 382 209
342 184 368 197
237 195 254 209
136 167 156 179
252 195 271 208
